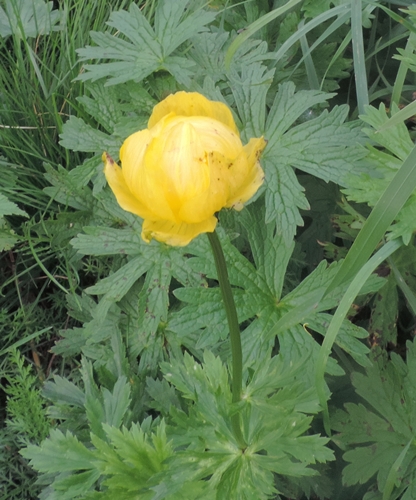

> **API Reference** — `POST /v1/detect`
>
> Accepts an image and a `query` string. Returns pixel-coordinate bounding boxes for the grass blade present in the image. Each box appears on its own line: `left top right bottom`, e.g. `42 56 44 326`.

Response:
382 439 412 500
272 4 350 65
375 99 416 132
298 20 319 89
224 0 303 69
351 0 369 114
391 33 416 106
0 327 53 357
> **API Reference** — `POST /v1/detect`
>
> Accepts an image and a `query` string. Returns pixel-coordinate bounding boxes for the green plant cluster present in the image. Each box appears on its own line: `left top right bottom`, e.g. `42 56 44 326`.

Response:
2 0 416 499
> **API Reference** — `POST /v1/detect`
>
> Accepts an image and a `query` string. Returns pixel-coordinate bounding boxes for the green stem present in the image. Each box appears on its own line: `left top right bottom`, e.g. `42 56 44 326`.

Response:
207 231 246 449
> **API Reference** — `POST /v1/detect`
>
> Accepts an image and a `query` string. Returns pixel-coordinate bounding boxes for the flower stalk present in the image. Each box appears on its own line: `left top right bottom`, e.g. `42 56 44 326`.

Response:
102 91 265 449
208 230 246 449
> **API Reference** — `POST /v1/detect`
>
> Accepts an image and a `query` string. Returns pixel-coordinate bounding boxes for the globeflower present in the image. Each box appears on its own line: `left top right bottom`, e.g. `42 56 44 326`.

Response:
103 91 266 246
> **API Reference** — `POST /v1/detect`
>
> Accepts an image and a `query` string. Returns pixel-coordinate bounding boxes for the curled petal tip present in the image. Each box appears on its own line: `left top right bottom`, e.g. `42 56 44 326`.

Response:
102 151 115 166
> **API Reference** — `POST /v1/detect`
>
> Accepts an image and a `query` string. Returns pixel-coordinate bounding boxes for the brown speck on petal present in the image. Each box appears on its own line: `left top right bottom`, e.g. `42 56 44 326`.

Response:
102 152 115 166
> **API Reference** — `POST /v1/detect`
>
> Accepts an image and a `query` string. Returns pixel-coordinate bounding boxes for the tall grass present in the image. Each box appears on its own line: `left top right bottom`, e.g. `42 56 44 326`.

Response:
0 1 140 497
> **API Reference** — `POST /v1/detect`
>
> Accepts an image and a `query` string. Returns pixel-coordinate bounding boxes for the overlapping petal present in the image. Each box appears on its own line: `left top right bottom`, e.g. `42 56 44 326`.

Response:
178 151 231 223
142 217 217 246
226 137 267 210
103 153 156 220
148 91 238 133
104 91 266 246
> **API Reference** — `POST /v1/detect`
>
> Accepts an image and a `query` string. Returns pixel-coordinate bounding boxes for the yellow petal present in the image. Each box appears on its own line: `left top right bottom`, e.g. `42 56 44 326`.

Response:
120 128 177 222
142 216 217 246
184 116 243 159
178 151 230 223
148 91 239 134
226 137 267 210
119 128 150 196
144 120 210 204
103 152 156 219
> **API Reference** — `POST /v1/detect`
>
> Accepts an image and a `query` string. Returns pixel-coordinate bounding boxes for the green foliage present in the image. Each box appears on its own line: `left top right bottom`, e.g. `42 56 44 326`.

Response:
302 0 345 19
343 103 416 245
0 426 41 500
4 0 416 498
154 353 330 499
76 0 216 86
22 421 173 499
262 83 365 244
22 350 333 499
0 192 27 219
0 0 62 38
367 244 416 348
368 273 399 347
0 191 27 251
332 339 416 499
4 349 50 444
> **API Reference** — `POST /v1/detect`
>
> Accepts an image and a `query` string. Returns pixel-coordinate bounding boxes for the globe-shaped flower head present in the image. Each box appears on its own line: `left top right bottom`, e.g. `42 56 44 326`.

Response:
103 91 266 246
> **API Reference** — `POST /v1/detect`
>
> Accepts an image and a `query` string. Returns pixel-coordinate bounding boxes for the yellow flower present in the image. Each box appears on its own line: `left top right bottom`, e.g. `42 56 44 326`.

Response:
103 91 266 246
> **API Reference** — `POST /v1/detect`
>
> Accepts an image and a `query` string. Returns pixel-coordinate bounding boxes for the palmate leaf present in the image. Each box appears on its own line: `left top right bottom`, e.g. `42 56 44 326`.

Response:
59 82 151 192
190 30 230 84
0 222 20 251
307 313 371 368
198 63 362 249
145 378 181 416
262 158 309 246
43 375 85 408
59 116 119 153
57 81 154 199
76 0 216 86
170 218 383 376
0 0 62 38
22 417 173 499
262 82 366 244
43 163 94 211
170 287 266 351
390 196 416 243
332 339 416 497
130 255 171 363
71 224 207 370
343 103 416 245
229 62 275 139
92 421 173 495
87 360 135 436
239 200 294 297
71 226 144 256
43 346 133 440
21 429 96 473
155 351 333 500
25 347 166 498
71 224 152 319
0 192 27 217
0 193 26 250
48 337 138 457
